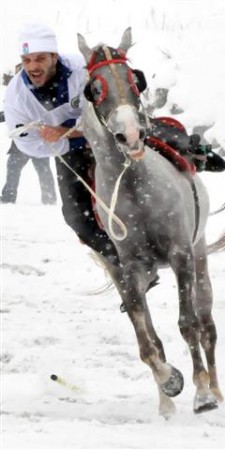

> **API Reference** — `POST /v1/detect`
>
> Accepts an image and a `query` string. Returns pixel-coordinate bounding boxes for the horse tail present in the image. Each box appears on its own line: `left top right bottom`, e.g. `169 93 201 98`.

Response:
88 250 115 294
84 280 114 296
209 202 225 216
207 230 225 254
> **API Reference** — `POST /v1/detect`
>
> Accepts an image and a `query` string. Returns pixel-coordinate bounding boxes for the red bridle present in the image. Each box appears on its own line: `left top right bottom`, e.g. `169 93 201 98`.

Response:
87 47 127 74
86 48 142 107
87 57 128 75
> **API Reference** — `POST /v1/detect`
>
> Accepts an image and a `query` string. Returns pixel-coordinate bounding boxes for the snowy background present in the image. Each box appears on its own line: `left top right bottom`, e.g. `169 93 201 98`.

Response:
1 1 225 449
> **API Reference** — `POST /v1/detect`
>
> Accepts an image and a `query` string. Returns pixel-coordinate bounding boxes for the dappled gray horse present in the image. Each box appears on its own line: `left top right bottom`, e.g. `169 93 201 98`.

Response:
77 28 223 416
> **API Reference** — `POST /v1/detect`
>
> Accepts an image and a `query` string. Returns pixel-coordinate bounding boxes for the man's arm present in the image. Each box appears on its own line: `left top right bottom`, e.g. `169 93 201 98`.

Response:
4 73 85 158
4 100 70 158
39 125 84 143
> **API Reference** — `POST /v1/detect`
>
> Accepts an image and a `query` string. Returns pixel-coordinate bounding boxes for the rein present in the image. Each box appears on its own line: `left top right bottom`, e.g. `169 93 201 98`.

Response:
145 135 199 242
146 136 196 175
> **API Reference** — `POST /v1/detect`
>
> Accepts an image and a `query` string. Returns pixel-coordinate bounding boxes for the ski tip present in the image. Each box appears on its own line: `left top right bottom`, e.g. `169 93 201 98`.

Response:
50 374 58 381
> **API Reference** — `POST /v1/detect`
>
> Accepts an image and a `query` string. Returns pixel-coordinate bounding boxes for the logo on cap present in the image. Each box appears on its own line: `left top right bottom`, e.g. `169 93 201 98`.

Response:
22 43 29 55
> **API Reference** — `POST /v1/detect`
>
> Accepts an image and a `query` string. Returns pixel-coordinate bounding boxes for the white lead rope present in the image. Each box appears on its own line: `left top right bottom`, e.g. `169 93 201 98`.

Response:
9 120 45 138
107 159 130 240
57 153 128 240
9 122 128 241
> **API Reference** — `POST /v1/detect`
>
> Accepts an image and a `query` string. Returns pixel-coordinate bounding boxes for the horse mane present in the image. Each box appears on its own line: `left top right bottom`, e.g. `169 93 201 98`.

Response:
92 43 105 51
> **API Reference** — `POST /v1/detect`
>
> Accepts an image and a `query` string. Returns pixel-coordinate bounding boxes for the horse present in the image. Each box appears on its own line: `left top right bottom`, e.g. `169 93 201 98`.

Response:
77 27 223 417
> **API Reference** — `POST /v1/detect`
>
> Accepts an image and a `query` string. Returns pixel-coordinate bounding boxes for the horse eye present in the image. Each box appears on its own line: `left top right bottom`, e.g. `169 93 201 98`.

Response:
91 79 102 97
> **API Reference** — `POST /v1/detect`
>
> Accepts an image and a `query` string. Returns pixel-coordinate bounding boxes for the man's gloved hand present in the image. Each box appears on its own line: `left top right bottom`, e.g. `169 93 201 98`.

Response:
188 134 212 171
189 134 225 172
189 133 212 156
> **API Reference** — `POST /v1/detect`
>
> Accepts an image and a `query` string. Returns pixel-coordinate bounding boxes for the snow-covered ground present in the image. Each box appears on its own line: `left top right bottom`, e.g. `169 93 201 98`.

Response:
1 1 225 449
1 198 225 450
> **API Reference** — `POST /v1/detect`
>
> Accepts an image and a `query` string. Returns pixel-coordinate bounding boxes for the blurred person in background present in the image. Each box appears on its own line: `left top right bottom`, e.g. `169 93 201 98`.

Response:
1 137 57 204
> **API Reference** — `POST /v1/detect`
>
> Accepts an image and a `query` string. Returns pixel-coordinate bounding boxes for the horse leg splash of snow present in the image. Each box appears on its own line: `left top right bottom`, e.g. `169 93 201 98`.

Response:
77 27 223 417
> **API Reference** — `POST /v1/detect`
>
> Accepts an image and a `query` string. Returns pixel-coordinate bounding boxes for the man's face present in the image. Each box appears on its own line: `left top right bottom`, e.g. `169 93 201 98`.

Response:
21 52 58 87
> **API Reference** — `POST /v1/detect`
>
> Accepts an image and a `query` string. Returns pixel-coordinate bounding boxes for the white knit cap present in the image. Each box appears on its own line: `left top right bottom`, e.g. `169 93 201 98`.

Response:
19 22 58 56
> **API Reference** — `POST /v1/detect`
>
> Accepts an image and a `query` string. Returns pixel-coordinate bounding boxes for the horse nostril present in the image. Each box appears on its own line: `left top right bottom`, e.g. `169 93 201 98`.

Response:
115 133 127 144
139 128 146 140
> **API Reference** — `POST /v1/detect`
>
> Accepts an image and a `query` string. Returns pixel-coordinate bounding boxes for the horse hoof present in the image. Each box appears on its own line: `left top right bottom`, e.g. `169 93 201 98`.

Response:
161 366 184 398
194 392 218 414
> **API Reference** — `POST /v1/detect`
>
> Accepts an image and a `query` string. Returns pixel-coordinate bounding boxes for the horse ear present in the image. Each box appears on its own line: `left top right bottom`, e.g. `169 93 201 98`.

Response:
118 27 132 53
77 33 92 62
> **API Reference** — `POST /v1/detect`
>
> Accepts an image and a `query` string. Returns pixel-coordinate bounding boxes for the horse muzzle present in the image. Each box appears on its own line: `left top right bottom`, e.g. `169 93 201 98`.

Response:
126 143 146 161
114 132 146 160
107 104 147 160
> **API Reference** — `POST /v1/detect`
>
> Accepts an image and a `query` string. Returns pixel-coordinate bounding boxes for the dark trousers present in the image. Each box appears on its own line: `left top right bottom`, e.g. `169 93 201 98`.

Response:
55 149 120 265
1 141 57 204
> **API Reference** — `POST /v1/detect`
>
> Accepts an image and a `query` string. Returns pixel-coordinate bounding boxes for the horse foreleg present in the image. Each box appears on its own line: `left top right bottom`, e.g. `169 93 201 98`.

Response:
105 260 179 416
171 246 218 413
141 304 182 417
195 237 224 404
158 386 176 418
119 264 184 414
127 301 182 413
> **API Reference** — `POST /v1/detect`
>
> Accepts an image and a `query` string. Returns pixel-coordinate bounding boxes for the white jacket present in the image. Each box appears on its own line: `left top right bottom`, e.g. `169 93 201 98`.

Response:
4 54 86 158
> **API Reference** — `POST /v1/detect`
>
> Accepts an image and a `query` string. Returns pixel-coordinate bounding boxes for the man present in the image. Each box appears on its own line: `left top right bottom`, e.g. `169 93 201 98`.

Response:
4 22 120 265
1 64 56 204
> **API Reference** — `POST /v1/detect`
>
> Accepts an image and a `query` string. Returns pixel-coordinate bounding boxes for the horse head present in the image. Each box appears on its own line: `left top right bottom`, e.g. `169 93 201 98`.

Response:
78 27 149 161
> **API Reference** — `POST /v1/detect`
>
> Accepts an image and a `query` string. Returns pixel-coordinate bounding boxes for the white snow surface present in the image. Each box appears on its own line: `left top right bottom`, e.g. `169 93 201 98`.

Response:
1 1 225 449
